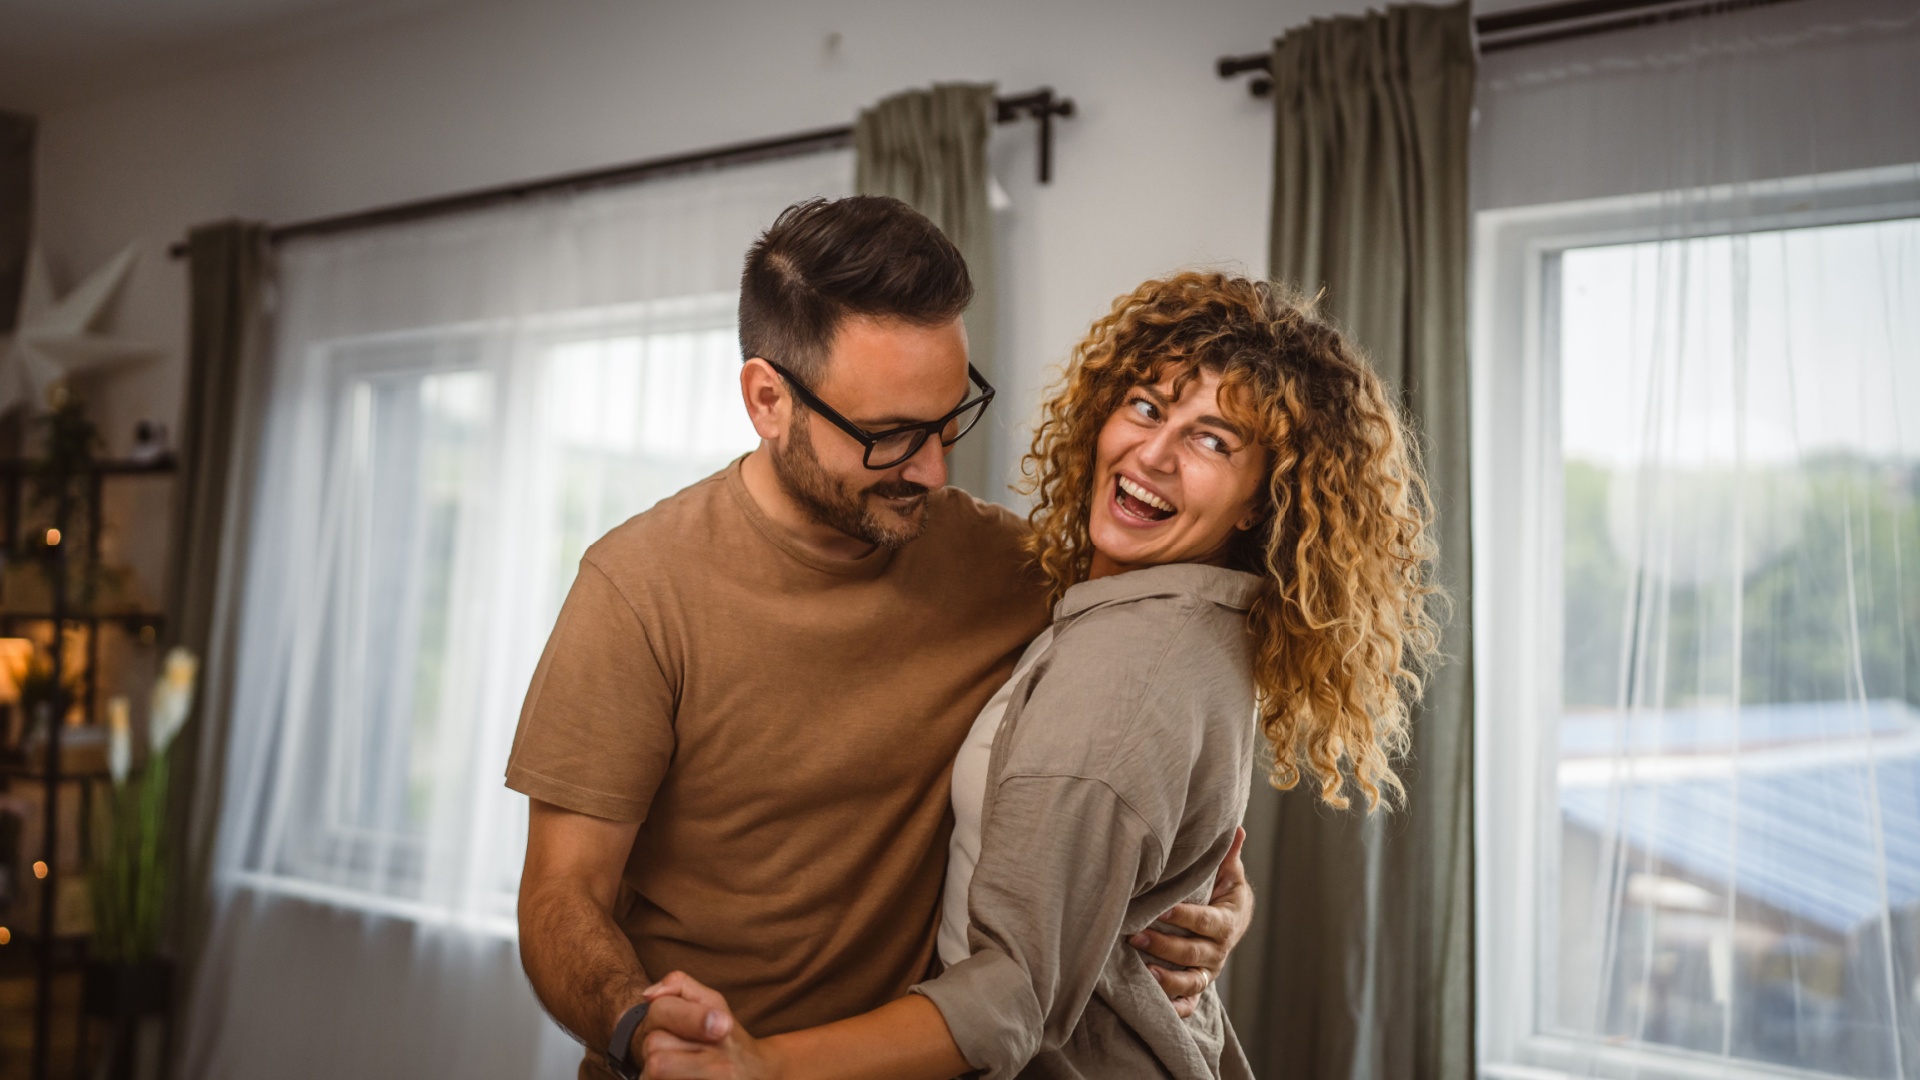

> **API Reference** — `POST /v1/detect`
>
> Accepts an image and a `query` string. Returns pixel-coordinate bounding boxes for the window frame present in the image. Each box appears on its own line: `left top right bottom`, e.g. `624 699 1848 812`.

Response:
1472 163 1920 1080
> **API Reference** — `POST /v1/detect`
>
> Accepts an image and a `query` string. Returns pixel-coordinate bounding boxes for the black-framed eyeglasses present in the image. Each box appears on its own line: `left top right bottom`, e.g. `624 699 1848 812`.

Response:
766 360 995 470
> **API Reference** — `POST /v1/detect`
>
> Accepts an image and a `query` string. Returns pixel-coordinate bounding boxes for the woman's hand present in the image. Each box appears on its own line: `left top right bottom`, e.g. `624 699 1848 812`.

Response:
1128 827 1252 1017
640 972 786 1080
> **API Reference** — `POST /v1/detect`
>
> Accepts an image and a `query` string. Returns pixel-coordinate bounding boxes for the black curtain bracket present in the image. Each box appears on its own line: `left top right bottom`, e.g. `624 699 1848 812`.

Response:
996 87 1076 185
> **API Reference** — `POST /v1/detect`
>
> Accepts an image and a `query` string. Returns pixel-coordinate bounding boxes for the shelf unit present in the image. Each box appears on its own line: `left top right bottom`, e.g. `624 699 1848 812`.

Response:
0 454 175 1080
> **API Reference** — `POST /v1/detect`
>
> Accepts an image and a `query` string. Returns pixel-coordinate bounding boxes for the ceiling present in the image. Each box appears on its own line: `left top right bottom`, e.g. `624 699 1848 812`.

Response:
0 0 490 112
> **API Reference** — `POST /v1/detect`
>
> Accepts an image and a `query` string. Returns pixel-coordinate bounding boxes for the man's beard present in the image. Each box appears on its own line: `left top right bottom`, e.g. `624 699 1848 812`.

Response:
770 410 932 550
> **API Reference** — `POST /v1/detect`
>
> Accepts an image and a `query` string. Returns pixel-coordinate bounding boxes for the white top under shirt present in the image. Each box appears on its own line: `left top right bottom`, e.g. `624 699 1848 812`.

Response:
938 627 1057 969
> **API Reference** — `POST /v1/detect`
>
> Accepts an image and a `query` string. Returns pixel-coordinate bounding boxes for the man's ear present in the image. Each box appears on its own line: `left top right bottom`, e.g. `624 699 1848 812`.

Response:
740 358 788 441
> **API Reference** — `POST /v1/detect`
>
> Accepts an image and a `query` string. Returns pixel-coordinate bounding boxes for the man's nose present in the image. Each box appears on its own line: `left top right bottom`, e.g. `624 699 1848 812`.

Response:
900 432 949 490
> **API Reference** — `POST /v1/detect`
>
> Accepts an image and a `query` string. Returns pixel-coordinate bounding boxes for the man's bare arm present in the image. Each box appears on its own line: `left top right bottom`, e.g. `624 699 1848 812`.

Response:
518 797 650 1055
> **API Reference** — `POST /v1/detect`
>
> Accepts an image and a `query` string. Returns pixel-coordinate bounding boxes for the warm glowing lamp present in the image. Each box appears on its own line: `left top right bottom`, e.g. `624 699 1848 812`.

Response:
0 638 31 706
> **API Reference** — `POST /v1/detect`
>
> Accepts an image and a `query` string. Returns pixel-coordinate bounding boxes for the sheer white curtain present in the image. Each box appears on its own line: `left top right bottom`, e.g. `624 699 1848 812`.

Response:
183 150 851 1080
1474 3 1920 1079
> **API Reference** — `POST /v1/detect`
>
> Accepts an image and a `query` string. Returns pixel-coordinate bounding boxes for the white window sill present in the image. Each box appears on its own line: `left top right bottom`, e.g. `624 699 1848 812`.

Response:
226 870 519 939
1488 1033 1859 1080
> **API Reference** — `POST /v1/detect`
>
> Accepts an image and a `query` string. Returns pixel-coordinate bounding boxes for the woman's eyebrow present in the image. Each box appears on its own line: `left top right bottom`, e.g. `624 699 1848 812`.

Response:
1196 414 1246 438
1143 385 1247 440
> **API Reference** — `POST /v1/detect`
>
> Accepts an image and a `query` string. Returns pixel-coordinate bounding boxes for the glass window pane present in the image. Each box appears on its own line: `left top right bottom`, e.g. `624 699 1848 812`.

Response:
1554 218 1920 1075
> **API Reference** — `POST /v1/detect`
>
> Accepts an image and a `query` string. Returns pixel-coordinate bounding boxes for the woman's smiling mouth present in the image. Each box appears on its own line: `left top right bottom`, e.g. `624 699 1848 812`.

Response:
1113 474 1176 523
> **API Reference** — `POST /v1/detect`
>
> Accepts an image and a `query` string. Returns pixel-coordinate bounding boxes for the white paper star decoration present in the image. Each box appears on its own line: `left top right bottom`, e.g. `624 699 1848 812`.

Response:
0 245 162 418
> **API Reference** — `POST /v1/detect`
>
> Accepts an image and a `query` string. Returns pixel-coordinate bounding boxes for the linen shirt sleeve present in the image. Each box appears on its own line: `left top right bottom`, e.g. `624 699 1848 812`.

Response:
504 557 678 823
912 772 1165 1077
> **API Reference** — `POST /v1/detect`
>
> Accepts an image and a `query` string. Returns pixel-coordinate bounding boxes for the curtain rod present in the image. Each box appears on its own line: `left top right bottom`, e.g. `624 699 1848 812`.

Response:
1217 0 1816 93
167 87 1074 259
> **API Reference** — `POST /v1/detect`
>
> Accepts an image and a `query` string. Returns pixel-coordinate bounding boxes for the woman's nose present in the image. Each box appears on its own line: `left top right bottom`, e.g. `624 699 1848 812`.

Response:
1135 428 1179 472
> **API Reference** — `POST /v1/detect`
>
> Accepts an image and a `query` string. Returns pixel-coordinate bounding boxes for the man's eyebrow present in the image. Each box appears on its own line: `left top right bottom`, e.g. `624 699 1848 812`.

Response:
853 388 975 429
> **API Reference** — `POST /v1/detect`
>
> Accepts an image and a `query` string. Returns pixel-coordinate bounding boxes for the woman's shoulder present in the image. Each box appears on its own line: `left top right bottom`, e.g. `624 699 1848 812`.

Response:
1004 567 1259 783
1048 565 1260 677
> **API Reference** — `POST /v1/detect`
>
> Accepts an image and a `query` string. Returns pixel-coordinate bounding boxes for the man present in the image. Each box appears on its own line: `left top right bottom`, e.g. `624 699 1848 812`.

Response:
508 195 1251 1080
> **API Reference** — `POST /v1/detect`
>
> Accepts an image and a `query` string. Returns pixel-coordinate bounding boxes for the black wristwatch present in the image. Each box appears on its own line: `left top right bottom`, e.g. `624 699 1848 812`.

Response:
606 1000 650 1080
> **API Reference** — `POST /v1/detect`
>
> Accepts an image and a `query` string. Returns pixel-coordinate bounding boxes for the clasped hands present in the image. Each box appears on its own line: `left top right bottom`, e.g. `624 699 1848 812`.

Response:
631 829 1251 1079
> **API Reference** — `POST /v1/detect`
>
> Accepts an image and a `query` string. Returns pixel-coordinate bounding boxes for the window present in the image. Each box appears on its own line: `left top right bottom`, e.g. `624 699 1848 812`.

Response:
214 148 852 934
1476 168 1920 1080
232 298 759 932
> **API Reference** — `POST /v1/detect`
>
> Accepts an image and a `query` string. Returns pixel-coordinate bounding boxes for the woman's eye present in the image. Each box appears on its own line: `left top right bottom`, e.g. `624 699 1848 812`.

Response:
1199 433 1230 455
1129 397 1158 420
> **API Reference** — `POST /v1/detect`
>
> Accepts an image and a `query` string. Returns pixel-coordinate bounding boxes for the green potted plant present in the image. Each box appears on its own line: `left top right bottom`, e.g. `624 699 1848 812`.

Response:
87 647 197 1080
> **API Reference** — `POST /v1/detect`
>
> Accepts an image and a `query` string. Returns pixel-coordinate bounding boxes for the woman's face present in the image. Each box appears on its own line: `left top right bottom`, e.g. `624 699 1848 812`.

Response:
1087 366 1269 579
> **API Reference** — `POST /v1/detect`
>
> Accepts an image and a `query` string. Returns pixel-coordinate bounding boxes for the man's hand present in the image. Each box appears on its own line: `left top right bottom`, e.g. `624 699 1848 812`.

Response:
640 971 784 1080
1128 827 1253 1017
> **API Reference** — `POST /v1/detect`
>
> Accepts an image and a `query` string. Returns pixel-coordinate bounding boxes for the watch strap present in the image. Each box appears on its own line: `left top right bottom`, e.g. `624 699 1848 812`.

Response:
606 999 650 1080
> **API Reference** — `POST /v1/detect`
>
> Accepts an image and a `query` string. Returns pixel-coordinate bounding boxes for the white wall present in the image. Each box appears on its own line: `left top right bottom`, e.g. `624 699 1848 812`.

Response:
31 0 1372 496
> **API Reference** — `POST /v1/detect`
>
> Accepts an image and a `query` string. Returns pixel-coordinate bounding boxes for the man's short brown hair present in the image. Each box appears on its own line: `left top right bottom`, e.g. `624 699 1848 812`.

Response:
739 196 973 382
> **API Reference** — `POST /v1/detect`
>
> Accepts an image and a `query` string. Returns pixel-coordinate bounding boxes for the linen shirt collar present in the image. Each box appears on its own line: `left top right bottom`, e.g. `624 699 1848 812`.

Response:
1054 561 1263 620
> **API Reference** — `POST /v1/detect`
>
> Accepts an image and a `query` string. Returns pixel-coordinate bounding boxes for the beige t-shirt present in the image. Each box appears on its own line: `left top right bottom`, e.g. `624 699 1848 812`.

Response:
505 458 1049 1049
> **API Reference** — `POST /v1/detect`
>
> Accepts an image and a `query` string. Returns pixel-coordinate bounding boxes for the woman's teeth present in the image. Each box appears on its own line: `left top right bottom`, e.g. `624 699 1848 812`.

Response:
1115 476 1175 520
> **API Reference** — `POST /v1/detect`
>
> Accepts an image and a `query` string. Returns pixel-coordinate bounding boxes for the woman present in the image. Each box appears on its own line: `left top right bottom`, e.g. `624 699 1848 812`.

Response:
640 273 1441 1079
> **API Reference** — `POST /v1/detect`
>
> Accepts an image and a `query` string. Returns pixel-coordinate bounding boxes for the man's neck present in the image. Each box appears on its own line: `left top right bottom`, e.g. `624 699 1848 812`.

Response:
739 448 880 563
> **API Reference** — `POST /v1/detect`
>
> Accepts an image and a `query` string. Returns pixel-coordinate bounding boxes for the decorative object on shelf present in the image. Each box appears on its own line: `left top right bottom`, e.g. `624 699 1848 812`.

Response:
16 625 86 733
106 696 130 785
0 635 30 747
128 421 169 466
86 651 197 1080
10 394 137 612
0 246 161 420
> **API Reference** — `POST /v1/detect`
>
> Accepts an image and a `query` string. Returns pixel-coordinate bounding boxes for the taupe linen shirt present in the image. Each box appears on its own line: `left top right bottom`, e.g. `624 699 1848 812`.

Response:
914 563 1261 1080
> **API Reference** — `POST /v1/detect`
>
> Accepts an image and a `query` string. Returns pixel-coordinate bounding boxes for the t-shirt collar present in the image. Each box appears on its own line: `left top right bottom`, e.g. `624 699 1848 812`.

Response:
725 455 897 579
1054 562 1264 621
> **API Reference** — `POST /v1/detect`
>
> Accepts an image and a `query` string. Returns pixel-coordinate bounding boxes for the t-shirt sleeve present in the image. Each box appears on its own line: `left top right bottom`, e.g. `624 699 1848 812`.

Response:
504 558 677 823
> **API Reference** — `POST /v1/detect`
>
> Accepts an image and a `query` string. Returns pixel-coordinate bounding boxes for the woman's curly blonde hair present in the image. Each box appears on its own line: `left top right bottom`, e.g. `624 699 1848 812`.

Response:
1020 272 1443 810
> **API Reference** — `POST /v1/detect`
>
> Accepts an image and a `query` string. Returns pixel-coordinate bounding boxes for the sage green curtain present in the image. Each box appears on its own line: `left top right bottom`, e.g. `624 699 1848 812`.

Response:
854 83 997 496
165 221 273 1063
1225 4 1476 1079
0 110 33 333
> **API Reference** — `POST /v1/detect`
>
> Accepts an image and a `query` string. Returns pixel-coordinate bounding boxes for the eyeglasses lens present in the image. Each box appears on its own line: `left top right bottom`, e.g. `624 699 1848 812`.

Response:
942 399 987 446
868 430 930 469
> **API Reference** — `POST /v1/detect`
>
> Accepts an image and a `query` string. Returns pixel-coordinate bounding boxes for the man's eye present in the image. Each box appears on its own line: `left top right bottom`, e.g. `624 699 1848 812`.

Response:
1129 398 1157 420
1199 433 1230 455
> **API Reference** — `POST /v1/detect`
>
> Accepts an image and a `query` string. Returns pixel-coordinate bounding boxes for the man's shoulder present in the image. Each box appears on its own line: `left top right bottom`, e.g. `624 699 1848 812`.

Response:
583 465 738 584
916 486 1044 593
925 484 1029 548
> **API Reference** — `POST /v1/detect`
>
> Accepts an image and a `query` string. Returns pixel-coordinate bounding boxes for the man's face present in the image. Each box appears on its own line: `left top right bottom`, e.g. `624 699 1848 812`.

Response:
769 315 970 549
